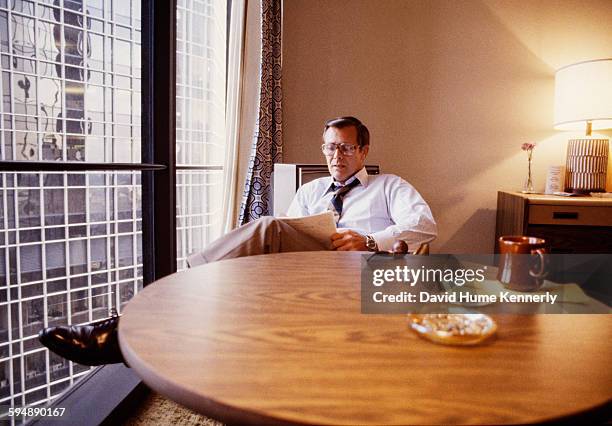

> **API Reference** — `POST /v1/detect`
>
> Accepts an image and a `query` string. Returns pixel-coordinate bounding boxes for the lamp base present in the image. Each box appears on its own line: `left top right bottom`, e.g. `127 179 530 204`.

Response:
566 188 592 195
564 138 609 193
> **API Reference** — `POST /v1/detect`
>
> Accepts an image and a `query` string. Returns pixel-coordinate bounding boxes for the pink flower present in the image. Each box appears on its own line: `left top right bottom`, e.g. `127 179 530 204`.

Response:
521 142 536 151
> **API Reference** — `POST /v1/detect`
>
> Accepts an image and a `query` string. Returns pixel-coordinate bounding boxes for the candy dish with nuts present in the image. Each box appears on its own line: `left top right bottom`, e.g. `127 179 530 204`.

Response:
408 313 497 346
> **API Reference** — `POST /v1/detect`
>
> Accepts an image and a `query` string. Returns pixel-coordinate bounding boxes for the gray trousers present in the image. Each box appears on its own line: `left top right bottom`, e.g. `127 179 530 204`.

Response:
186 216 329 268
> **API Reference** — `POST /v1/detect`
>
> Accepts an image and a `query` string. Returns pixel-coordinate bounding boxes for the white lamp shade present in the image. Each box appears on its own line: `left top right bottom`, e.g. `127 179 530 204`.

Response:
554 58 612 131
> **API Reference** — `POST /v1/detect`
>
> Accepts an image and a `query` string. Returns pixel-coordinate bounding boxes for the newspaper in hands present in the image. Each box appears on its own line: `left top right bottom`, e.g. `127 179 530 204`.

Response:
279 211 337 248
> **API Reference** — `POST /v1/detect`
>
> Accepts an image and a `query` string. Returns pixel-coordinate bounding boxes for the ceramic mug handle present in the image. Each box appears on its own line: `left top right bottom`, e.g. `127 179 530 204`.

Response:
529 248 548 285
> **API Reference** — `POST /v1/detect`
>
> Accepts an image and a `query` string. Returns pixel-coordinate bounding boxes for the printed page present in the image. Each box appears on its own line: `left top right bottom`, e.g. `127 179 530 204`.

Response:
279 211 337 247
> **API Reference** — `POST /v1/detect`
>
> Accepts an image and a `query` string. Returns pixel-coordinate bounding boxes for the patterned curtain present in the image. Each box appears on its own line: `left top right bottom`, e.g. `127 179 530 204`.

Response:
238 0 283 225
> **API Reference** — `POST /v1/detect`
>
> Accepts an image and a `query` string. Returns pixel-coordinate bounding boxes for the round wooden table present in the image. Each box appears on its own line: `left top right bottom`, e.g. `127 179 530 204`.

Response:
118 251 611 425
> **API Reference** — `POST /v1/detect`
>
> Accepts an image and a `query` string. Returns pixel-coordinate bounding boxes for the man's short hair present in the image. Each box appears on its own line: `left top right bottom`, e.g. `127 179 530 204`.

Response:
323 116 370 148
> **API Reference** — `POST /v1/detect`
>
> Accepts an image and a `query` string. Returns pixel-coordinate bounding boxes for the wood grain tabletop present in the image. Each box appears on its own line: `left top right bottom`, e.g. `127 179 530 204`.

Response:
118 251 612 425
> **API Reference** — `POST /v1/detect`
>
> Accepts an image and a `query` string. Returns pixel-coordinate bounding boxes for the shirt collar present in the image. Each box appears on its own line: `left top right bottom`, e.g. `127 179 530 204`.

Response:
354 167 369 187
326 167 369 193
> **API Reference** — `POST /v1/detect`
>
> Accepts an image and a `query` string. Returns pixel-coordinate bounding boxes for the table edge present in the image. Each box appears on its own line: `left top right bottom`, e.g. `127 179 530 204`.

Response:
118 325 315 426
117 253 612 425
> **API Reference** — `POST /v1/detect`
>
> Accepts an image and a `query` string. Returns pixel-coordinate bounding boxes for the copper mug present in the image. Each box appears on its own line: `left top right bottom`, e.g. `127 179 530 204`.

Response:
497 236 548 291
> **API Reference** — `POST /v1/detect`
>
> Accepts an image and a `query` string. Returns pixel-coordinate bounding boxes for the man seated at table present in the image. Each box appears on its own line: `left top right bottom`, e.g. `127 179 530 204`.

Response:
38 116 437 366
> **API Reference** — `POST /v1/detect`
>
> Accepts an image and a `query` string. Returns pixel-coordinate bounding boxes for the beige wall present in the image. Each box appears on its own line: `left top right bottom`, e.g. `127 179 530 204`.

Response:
282 0 612 253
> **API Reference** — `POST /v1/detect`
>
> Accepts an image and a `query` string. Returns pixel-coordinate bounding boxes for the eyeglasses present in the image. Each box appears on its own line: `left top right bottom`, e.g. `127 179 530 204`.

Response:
321 143 359 156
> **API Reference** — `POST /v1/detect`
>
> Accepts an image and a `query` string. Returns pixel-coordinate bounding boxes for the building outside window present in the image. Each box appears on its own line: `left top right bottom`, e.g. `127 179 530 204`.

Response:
175 0 227 271
0 0 143 417
0 0 228 421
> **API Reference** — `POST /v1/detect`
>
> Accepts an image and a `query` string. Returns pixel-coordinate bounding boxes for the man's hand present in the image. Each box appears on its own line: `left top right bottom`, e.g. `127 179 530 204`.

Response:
331 229 368 251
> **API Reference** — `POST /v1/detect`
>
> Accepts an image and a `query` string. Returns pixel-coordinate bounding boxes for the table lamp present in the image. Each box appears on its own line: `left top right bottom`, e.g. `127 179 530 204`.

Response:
554 58 612 193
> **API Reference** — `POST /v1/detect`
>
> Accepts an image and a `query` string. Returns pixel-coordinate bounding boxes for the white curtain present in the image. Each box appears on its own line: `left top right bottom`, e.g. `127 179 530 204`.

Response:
237 0 283 225
221 0 247 233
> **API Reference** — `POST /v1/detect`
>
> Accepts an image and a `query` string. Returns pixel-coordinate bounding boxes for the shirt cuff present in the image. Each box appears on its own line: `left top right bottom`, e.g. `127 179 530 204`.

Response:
370 229 397 252
371 229 437 252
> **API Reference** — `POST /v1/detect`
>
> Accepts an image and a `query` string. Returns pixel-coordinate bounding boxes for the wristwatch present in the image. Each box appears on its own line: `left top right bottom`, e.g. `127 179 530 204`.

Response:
365 235 378 252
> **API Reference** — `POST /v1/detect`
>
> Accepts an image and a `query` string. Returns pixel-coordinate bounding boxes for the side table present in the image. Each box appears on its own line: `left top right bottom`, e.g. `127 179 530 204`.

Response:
495 191 612 253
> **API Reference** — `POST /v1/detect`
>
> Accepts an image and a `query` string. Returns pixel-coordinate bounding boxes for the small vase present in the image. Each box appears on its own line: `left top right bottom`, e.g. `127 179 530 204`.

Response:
521 158 535 193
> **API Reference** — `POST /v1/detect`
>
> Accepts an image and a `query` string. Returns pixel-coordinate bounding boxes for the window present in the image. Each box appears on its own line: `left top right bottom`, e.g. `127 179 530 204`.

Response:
0 0 230 421
0 0 143 420
175 0 227 270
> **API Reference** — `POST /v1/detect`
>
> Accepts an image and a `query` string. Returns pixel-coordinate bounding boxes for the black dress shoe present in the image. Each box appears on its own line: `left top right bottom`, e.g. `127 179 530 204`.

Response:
38 314 126 366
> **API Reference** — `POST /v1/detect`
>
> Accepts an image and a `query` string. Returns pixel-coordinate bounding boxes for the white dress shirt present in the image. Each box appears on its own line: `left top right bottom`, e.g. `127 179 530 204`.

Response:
286 167 437 251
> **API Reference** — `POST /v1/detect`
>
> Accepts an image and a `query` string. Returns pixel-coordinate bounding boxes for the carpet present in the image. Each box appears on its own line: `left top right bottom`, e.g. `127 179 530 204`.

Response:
123 392 224 426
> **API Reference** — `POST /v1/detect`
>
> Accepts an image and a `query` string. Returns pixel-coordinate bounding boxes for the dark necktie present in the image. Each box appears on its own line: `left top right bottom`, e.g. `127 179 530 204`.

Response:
328 178 361 223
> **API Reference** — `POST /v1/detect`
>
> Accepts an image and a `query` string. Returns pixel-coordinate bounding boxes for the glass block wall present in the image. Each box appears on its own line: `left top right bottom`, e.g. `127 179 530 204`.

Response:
0 0 142 420
175 0 226 270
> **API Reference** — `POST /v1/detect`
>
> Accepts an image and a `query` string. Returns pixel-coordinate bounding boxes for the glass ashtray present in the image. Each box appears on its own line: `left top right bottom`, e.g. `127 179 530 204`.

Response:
408 313 497 346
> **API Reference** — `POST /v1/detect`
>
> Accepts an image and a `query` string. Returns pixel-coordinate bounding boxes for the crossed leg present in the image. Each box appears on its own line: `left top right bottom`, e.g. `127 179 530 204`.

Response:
39 217 330 365
187 216 329 267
